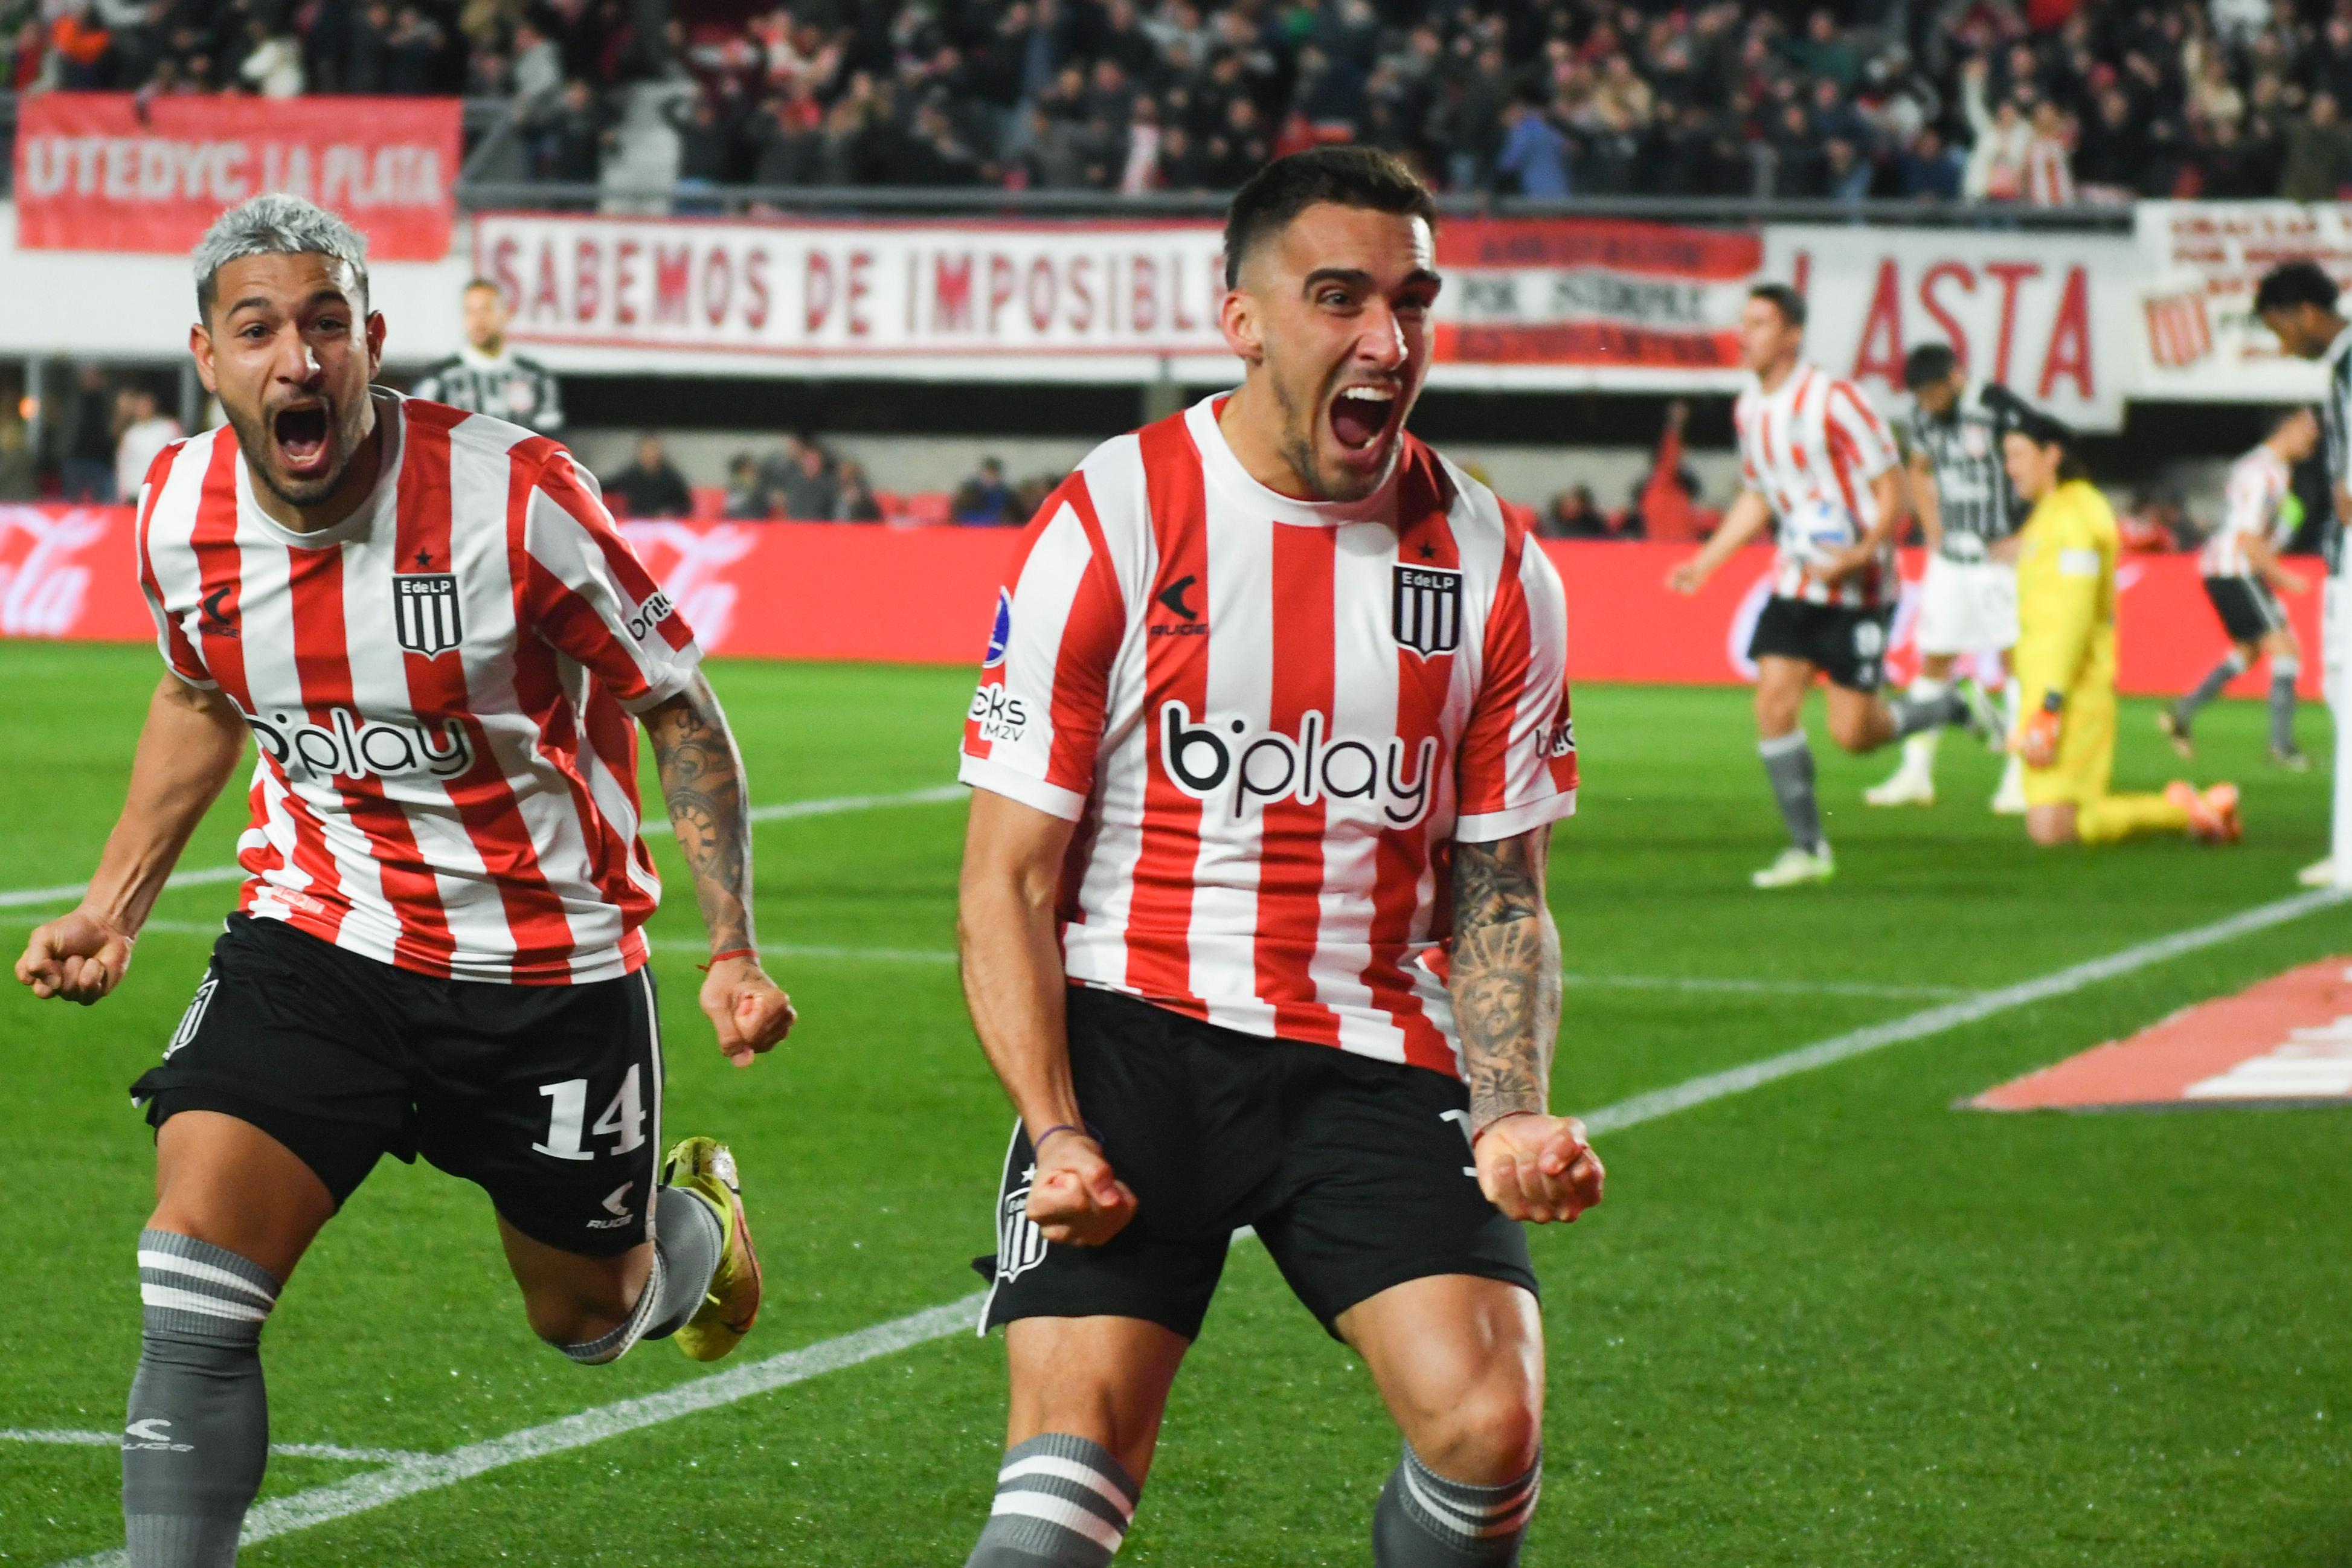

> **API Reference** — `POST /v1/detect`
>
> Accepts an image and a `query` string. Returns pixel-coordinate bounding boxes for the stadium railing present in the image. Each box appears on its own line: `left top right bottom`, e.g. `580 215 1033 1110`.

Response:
0 91 2132 231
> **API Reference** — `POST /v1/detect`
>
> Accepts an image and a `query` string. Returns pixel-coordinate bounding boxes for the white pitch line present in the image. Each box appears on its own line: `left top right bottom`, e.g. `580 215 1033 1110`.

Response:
0 785 964 911
0 1428 425 1464
50 1295 986 1568
1576 885 2350 1137
31 888 2349 1566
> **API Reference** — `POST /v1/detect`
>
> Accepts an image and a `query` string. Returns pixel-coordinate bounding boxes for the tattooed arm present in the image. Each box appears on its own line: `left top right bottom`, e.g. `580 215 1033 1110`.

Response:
643 672 795 1066
1450 827 1604 1225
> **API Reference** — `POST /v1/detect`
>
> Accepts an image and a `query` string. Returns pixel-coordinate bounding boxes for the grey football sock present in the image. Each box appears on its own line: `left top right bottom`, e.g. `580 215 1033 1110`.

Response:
125 1230 279 1568
1372 1444 1542 1566
2270 657 2302 753
2177 652 2246 724
966 1433 1140 1567
643 1184 723 1341
1887 689 1967 739
1758 730 1824 855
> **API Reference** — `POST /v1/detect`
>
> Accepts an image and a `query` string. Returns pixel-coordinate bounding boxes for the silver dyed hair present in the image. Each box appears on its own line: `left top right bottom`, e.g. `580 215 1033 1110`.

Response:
192 193 370 320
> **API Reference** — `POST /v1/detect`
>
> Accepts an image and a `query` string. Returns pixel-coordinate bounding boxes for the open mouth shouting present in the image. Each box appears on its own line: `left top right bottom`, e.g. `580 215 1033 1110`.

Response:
1322 380 1406 487
269 398 336 486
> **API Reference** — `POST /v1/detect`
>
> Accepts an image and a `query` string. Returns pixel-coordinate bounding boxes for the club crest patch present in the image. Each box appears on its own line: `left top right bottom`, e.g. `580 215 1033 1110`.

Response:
1392 564 1463 657
393 574 463 658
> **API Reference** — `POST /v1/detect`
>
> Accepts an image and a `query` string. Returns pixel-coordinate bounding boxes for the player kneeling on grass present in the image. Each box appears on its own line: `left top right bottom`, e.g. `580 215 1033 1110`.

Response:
955 149 1600 1568
2162 406 2320 771
2004 403 2241 847
10 194 792 1568
1668 284 2001 889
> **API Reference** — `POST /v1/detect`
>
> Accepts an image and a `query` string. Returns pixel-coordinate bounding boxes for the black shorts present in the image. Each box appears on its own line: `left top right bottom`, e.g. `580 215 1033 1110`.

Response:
977 986 1535 1342
132 914 664 1257
2203 576 2289 643
1747 595 1894 692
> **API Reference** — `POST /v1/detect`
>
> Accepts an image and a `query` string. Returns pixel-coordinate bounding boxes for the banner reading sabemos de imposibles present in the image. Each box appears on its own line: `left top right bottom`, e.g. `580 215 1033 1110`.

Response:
472 212 1758 384
13 93 460 260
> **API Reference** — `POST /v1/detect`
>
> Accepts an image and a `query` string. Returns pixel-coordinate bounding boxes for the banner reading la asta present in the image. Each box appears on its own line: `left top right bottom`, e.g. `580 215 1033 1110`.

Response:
13 94 460 260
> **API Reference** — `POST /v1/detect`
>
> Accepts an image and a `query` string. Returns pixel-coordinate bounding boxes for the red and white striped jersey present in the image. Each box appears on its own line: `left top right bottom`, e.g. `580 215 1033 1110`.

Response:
2201 443 2292 578
135 394 701 985
958 396 1579 1078
1733 362 1903 609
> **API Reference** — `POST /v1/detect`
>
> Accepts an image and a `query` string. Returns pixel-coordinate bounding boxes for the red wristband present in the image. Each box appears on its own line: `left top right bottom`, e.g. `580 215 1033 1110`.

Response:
1470 1110 1539 1147
698 948 757 972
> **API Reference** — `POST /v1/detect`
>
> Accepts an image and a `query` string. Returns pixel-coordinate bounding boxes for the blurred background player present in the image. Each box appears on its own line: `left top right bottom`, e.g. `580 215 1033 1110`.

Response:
11 196 790 1568
1669 284 1997 889
2004 403 2240 848
408 277 567 434
956 150 1600 1568
1865 345 2028 814
2252 261 2352 887
2162 407 2319 770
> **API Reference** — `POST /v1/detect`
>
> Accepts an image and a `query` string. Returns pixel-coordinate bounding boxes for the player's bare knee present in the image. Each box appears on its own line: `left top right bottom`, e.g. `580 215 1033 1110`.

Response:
2025 809 2075 847
1407 1380 1541 1483
522 1279 634 1349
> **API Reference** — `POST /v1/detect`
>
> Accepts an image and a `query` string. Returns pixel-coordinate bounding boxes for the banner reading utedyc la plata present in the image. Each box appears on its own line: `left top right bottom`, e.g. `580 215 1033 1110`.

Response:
13 93 460 260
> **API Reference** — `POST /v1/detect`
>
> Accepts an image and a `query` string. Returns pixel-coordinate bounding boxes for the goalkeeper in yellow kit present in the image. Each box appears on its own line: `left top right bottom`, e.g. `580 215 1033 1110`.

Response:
2003 405 2243 847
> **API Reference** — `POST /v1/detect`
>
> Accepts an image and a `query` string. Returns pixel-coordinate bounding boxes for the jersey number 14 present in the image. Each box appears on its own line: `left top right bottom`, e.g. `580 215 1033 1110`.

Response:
533 1067 648 1162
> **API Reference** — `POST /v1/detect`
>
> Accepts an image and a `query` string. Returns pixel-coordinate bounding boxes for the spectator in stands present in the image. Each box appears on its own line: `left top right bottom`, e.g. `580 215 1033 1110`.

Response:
112 386 181 503
602 435 693 519
2281 92 2352 200
60 366 116 505
1495 98 1571 198
532 79 611 191
0 418 36 503
835 460 885 522
1896 126 1965 199
1962 57 2033 199
721 453 776 520
776 440 839 519
953 457 1020 524
239 21 307 97
1539 486 1609 540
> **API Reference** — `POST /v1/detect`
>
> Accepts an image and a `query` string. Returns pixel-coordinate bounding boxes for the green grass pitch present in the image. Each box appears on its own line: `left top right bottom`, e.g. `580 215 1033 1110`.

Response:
2 641 2347 1566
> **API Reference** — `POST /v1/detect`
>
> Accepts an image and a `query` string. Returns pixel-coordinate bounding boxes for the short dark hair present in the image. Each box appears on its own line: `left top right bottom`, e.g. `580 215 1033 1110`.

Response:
1748 282 1806 329
2254 260 2339 316
2003 400 2089 482
1223 147 1437 289
1903 342 1959 390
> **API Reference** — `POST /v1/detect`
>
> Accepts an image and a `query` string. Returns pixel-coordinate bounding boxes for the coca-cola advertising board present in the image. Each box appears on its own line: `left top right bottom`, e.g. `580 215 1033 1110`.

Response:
5 506 2317 702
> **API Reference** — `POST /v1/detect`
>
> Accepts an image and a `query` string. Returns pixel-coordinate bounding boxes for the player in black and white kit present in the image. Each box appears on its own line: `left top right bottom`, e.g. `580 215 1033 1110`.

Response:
1865 345 2030 814
2253 261 2352 886
1668 286 1997 889
408 277 567 434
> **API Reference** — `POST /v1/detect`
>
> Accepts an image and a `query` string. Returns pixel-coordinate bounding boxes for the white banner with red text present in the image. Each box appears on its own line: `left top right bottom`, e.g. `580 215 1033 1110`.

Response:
2133 201 2352 403
471 212 1760 387
1761 226 2138 431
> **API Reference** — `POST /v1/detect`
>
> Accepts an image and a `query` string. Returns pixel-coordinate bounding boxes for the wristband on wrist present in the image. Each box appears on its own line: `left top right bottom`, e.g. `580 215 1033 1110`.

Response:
698 947 757 972
1030 1122 1088 1155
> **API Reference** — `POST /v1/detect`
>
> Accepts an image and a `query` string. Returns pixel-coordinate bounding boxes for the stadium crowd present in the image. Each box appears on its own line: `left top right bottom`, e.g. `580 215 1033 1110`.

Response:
9 0 2352 201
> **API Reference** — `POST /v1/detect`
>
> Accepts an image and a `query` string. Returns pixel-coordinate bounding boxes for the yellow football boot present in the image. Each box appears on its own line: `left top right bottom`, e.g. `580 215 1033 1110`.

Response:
663 1137 761 1362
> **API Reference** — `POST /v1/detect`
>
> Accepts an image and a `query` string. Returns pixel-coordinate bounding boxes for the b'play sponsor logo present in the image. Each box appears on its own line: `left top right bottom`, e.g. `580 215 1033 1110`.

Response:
245 706 474 782
625 590 676 643
1158 700 1438 827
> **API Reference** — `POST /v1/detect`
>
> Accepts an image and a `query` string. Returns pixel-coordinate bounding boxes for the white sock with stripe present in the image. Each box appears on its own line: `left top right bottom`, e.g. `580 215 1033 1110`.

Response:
1374 1443 1542 1566
965 1433 1140 1567
126 1230 281 1568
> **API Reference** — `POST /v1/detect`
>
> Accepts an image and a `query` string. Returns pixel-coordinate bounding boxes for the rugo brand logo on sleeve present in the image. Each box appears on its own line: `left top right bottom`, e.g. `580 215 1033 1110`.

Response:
1157 700 1437 827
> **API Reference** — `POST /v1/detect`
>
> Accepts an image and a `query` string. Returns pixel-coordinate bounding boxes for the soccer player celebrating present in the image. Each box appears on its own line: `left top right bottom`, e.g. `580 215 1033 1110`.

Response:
408 277 567 434
955 149 1601 1568
2163 406 2320 768
11 196 791 1568
2004 403 2241 847
2252 260 2352 887
1864 344 2030 814
1668 284 1997 888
